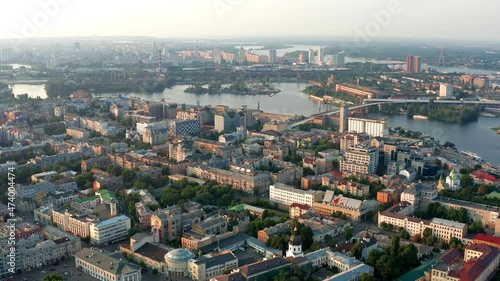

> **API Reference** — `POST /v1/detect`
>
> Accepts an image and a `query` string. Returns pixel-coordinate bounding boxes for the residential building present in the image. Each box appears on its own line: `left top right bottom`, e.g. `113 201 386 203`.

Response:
439 83 454 98
430 244 500 281
269 183 324 207
340 146 379 175
66 127 90 139
187 166 270 194
406 55 421 73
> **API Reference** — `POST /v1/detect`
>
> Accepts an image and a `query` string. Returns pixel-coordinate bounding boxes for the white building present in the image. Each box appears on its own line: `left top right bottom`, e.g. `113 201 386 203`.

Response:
90 215 131 245
348 117 387 137
317 46 324 66
75 247 142 281
439 83 454 98
340 146 379 174
308 49 315 64
269 183 324 207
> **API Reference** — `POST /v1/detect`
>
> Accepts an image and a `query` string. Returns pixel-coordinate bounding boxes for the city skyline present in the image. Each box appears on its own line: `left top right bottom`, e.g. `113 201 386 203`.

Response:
1 0 500 42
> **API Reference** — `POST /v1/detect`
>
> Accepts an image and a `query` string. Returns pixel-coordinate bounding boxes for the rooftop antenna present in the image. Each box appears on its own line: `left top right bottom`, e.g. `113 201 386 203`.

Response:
438 47 445 67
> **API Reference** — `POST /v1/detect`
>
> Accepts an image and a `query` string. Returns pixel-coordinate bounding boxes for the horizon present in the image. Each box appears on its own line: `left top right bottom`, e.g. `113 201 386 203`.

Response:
2 0 500 44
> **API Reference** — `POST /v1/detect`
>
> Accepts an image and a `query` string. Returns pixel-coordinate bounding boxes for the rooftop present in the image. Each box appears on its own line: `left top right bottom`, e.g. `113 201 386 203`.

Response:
76 248 141 276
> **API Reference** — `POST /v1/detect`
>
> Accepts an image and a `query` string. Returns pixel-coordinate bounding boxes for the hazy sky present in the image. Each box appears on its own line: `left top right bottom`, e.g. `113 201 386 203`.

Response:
1 0 499 42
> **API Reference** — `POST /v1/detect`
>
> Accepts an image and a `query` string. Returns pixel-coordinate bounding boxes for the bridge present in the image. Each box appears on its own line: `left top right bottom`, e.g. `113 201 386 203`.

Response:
364 99 500 106
288 97 500 129
1 79 47 84
288 102 385 129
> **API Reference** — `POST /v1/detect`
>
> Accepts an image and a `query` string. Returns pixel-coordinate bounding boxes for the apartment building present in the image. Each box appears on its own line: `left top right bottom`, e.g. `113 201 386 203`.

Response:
66 127 90 139
340 146 379 175
430 245 500 281
187 166 270 194
269 183 324 207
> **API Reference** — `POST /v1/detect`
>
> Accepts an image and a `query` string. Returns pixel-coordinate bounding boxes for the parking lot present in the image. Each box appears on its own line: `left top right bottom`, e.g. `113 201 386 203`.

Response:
13 259 95 281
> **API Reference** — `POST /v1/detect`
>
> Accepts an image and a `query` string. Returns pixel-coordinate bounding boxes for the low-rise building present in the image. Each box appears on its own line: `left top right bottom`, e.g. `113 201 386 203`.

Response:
269 183 324 207
75 247 142 281
312 191 371 221
189 251 238 281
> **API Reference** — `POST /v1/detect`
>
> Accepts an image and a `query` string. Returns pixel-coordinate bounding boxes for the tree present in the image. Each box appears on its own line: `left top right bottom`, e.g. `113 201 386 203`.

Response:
423 228 432 238
398 227 410 240
391 236 400 258
351 242 363 259
360 272 375 281
344 226 353 240
460 174 474 188
468 220 485 234
44 274 64 281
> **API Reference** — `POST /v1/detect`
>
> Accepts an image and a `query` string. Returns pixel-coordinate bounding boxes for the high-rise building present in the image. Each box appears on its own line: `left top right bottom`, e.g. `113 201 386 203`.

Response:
238 47 246 62
298 52 306 63
213 48 222 64
406 55 421 73
340 146 379 174
317 46 324 66
332 52 345 67
268 49 277 64
339 105 349 133
0 49 12 62
74 42 81 51
439 83 454 97
308 49 315 64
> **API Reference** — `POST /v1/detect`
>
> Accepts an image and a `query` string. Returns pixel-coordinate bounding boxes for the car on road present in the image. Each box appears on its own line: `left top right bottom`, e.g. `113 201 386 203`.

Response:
41 270 47 274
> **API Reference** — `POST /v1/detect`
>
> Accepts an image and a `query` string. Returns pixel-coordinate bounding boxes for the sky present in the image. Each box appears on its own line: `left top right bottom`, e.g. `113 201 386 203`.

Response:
1 0 499 42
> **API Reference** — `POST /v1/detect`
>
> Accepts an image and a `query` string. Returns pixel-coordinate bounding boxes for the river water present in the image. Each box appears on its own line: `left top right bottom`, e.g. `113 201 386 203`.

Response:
98 83 334 117
368 113 500 166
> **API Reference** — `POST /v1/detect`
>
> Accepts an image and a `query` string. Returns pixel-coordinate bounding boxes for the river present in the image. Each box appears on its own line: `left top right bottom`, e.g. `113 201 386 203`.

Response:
97 83 335 116
368 113 500 166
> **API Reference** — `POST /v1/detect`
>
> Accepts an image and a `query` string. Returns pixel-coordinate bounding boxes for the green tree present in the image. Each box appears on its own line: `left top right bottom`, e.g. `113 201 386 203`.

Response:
344 226 353 240
468 220 485 234
391 236 400 258
360 272 375 281
460 175 474 188
44 274 64 281
351 242 363 259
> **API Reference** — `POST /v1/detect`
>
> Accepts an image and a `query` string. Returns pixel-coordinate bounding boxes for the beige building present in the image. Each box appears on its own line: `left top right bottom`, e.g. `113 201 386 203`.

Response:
312 191 369 221
76 248 142 281
379 207 467 243
66 127 90 139
187 166 270 194
188 251 238 281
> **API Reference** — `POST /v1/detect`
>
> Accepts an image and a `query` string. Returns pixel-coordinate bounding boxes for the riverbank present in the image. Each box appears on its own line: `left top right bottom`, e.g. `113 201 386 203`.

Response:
379 103 480 124
185 83 281 96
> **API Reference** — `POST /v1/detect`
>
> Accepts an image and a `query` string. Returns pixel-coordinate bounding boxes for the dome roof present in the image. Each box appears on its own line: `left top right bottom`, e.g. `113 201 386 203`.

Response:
165 248 195 262
289 234 302 246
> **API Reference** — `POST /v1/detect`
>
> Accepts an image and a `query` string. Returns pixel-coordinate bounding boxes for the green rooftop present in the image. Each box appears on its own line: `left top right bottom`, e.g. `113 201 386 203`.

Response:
96 189 117 202
228 204 246 212
395 257 437 281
